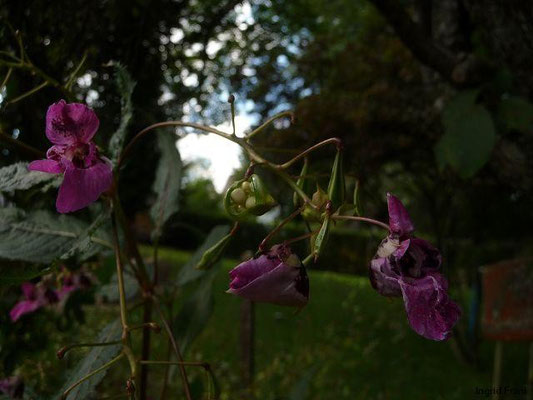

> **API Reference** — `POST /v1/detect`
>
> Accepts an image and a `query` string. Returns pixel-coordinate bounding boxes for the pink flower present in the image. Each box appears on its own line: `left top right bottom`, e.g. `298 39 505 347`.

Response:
9 282 58 322
29 100 113 213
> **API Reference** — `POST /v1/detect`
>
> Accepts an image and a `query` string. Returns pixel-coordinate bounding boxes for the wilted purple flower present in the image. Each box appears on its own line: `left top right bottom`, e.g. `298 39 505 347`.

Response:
227 244 309 307
29 100 113 213
0 376 24 399
369 193 461 341
9 282 58 322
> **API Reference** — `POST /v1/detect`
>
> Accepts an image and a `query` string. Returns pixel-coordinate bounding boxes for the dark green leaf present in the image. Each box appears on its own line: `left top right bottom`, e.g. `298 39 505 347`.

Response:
498 96 533 133
173 269 217 353
108 63 135 164
0 208 110 263
0 261 50 285
58 319 122 400
436 91 497 178
176 225 230 286
0 163 58 192
150 131 182 240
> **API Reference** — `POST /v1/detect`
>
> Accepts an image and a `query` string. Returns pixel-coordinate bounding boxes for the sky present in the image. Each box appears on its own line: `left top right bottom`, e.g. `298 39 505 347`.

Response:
177 113 257 192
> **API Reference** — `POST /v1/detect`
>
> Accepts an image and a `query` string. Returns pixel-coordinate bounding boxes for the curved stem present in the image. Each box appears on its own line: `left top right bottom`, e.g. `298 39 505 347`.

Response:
246 110 294 141
61 353 125 400
57 341 121 359
262 164 314 206
153 296 192 400
259 207 303 251
277 137 342 170
331 214 390 231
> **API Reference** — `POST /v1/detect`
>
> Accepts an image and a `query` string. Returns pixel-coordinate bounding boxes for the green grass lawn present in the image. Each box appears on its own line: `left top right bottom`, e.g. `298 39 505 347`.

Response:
14 247 530 399
142 247 529 400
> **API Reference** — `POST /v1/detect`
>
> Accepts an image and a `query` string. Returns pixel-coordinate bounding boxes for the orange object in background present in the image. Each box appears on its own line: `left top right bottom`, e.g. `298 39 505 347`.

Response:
481 259 533 341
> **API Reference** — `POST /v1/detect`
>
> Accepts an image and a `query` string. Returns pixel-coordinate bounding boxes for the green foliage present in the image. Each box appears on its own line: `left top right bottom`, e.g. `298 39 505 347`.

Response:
0 162 58 192
0 208 110 264
0 262 49 285
57 319 122 400
150 131 182 240
108 63 135 164
435 90 497 178
176 225 230 286
173 269 217 353
498 95 533 133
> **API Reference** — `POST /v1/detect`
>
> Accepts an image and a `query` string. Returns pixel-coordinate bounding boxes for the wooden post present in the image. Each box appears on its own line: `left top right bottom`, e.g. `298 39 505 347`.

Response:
240 300 255 399
492 341 503 400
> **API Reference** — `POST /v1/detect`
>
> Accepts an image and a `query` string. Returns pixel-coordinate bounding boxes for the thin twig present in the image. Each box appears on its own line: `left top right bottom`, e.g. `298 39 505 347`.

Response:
259 207 303 251
245 110 294 141
331 214 390 231
153 296 192 400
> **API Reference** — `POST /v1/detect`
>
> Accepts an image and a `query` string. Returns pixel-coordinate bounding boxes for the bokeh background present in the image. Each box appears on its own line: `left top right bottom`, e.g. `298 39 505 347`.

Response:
1 0 532 399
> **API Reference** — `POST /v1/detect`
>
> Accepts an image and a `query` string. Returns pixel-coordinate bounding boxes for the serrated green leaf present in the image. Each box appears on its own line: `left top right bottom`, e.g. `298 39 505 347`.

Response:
108 63 135 164
0 162 58 192
436 91 497 178
150 131 182 240
0 208 110 263
498 96 533 133
176 225 230 286
58 319 122 400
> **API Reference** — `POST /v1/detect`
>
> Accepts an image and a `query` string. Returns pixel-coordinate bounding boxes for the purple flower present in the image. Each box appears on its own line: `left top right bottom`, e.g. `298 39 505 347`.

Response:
29 100 113 213
9 282 58 322
0 376 24 399
227 244 309 307
369 193 461 340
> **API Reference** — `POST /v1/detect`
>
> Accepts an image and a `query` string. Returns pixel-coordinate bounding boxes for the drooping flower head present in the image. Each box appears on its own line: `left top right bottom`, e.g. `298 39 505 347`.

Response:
227 244 309 307
29 100 113 213
369 193 461 340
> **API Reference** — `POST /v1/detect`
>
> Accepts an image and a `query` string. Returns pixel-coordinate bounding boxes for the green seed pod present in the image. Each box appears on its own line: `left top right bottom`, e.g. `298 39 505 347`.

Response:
313 207 331 261
195 232 233 270
246 174 277 216
327 149 345 211
224 174 277 220
293 158 309 207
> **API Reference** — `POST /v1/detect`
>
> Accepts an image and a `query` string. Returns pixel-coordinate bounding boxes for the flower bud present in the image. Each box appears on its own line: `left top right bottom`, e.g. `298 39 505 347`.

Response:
301 185 328 222
195 231 234 270
327 148 345 211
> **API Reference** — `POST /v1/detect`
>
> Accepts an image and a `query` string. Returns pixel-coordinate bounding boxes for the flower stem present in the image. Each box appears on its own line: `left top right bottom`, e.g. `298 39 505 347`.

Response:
0 129 45 159
153 296 192 400
283 231 319 246
276 137 342 170
57 341 121 359
60 353 125 400
331 214 390 231
245 110 294 141
259 207 303 251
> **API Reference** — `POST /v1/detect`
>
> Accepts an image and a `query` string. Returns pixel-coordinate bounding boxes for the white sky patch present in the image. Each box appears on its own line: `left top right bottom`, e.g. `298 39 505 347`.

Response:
177 114 257 192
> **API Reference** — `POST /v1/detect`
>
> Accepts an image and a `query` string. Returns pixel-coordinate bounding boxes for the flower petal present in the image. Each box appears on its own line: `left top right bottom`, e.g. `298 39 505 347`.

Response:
387 193 414 236
369 256 402 297
56 160 113 213
28 159 63 174
399 273 461 340
228 263 309 307
9 300 42 322
20 282 36 299
46 100 99 145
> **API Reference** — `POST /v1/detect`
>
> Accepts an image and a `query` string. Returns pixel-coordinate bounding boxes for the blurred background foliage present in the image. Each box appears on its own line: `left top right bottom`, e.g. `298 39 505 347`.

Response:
1 0 533 398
